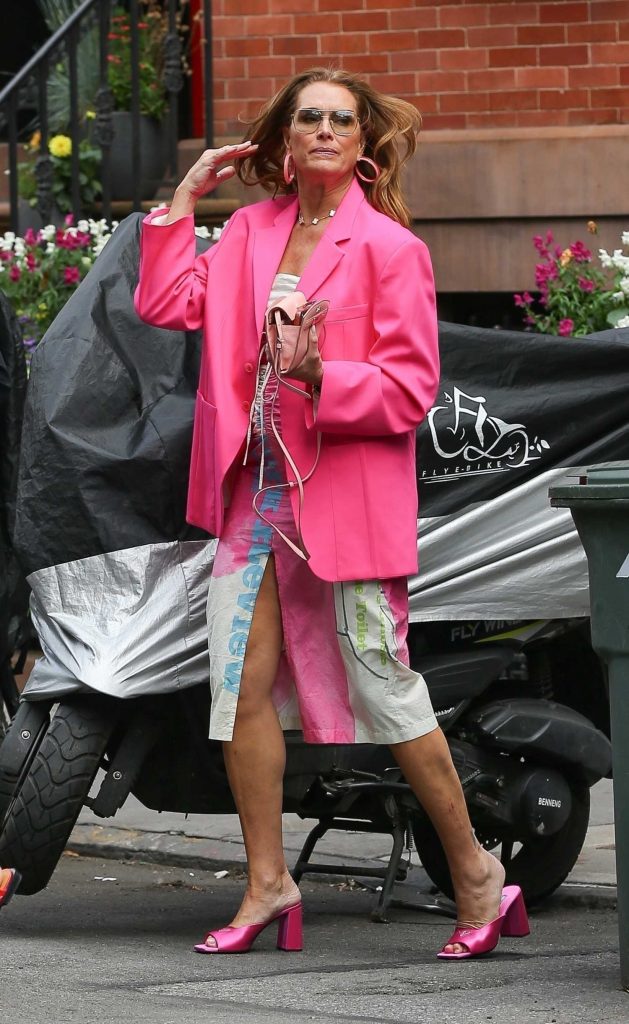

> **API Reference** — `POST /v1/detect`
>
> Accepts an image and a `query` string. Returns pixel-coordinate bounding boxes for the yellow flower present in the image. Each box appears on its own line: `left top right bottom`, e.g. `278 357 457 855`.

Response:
587 220 598 234
28 130 41 152
49 134 72 158
559 248 572 268
85 109 96 120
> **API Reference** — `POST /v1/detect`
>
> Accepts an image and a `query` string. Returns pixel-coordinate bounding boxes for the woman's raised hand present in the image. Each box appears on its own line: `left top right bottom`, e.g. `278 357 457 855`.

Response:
166 141 258 222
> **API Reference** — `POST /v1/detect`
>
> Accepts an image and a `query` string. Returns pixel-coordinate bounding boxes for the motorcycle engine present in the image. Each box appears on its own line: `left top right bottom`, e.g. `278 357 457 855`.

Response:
449 739 573 839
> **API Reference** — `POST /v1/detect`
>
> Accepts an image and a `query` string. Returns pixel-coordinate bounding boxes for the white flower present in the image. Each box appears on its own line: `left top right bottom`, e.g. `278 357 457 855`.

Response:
616 314 629 328
77 219 89 233
81 256 92 267
45 242 56 255
620 277 629 297
622 231 629 246
599 248 613 268
3 232 15 244
13 239 26 258
613 291 625 303
41 225 56 241
194 225 211 238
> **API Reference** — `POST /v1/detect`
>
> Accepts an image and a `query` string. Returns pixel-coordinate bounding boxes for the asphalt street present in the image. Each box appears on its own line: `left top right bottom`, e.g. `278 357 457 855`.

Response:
1 852 627 1024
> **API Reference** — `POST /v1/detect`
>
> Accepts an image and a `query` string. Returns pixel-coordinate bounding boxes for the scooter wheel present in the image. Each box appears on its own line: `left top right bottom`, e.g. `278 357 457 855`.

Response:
412 783 590 906
0 697 117 895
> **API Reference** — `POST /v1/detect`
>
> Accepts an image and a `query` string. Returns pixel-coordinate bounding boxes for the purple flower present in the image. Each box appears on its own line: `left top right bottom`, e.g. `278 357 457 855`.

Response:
558 318 574 337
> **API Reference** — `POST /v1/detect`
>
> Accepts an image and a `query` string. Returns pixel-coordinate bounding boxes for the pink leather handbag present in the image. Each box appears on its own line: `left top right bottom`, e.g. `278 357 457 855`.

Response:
264 291 329 383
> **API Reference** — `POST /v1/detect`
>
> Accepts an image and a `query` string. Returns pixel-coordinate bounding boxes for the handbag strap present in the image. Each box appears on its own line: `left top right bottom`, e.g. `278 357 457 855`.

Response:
251 386 321 561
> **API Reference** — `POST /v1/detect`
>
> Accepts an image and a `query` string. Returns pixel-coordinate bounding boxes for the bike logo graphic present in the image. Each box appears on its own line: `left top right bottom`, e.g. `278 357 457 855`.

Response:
425 387 550 480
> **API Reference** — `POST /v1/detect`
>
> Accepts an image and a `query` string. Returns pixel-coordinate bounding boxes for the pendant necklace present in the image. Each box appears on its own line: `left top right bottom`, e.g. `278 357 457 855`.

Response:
298 208 336 227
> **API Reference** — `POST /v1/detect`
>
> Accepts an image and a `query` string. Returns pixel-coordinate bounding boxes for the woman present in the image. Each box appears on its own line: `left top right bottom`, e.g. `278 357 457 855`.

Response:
135 68 528 960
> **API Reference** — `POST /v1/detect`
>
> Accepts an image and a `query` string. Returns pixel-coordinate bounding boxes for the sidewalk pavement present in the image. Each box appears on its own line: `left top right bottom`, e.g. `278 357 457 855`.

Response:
70 776 617 906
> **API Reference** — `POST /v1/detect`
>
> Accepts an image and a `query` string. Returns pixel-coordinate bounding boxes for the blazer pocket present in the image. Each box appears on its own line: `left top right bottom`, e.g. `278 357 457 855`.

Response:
188 390 217 527
325 303 369 324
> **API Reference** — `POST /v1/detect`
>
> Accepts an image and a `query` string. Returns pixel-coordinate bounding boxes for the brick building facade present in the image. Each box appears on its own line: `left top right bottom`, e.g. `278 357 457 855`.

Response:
195 2 629 303
209 1 629 136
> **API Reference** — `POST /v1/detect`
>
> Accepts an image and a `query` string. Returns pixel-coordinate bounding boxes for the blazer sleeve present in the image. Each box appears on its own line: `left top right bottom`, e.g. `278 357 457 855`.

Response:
308 238 440 436
134 207 245 332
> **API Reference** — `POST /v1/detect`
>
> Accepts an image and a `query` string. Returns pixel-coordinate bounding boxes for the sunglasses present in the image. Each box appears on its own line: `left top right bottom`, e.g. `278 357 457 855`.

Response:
291 107 360 136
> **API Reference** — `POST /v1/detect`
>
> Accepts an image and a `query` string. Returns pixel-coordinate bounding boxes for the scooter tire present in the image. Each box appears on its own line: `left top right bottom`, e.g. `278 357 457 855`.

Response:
0 698 117 895
412 783 591 906
0 700 51 828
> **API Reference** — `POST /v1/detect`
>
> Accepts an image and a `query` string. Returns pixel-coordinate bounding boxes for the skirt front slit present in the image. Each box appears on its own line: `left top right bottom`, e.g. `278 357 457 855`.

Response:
206 374 437 745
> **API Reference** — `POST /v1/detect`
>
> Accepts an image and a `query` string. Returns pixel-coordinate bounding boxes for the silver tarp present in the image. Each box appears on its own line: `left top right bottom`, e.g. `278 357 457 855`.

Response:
25 540 216 699
24 464 588 700
409 465 588 622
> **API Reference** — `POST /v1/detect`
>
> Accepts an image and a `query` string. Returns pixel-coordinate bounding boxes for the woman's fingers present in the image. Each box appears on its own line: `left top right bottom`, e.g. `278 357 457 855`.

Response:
183 142 258 196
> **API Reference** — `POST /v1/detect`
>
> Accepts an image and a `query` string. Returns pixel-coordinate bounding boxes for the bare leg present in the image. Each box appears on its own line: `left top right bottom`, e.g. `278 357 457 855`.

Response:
390 727 505 954
204 557 300 944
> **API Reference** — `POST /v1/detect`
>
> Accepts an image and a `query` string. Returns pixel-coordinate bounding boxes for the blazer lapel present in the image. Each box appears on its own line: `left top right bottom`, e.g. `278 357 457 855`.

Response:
251 179 366 334
252 198 298 338
298 177 365 300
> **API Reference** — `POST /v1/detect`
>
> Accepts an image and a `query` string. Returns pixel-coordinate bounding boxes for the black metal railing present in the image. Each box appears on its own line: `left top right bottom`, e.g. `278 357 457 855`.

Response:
0 0 214 232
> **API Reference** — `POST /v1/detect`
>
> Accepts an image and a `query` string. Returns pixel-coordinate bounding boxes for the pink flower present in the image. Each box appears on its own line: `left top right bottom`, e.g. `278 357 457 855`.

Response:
9 265 21 281
26 253 37 271
63 265 81 285
514 293 525 307
23 227 39 246
64 213 74 227
522 291 533 304
524 315 536 325
578 277 595 292
558 318 574 337
0 251 12 262
570 240 591 263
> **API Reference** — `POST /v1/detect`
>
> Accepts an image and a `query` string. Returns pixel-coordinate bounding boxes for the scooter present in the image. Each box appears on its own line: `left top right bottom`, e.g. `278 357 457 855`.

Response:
0 612 610 908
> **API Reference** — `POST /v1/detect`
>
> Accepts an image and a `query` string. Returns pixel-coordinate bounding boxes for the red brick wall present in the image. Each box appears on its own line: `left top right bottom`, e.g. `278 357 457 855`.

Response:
208 1 629 135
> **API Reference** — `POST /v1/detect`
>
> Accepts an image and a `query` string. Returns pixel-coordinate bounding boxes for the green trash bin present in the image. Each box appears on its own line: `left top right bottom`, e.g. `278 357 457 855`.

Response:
550 462 629 990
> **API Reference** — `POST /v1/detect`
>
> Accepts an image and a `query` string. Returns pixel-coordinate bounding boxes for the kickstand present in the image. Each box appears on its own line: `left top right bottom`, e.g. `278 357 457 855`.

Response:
292 809 456 923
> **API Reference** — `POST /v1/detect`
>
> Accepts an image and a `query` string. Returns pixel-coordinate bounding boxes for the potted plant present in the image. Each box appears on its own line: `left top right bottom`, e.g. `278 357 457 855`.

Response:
106 1 189 200
33 0 190 203
514 223 629 336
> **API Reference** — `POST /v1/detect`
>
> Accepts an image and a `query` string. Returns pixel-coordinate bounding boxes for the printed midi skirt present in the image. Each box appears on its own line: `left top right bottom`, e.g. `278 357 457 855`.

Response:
206 376 438 745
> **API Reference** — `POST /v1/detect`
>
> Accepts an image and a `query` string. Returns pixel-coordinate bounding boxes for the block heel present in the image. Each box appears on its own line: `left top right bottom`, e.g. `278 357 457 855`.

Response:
500 886 530 937
277 901 303 951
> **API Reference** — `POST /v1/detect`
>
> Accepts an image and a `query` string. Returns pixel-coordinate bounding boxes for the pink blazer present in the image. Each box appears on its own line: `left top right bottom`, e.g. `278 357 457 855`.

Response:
134 178 439 581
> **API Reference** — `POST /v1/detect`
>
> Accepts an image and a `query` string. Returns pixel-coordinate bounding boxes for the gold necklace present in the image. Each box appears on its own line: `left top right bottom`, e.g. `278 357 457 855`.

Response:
298 208 337 227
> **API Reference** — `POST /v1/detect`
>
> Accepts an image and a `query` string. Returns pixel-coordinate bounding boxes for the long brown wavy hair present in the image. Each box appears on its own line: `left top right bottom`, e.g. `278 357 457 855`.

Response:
235 68 421 228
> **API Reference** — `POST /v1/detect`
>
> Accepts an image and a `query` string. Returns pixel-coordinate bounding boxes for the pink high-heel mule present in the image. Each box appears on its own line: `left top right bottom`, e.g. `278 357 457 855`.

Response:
194 901 303 954
437 885 530 960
